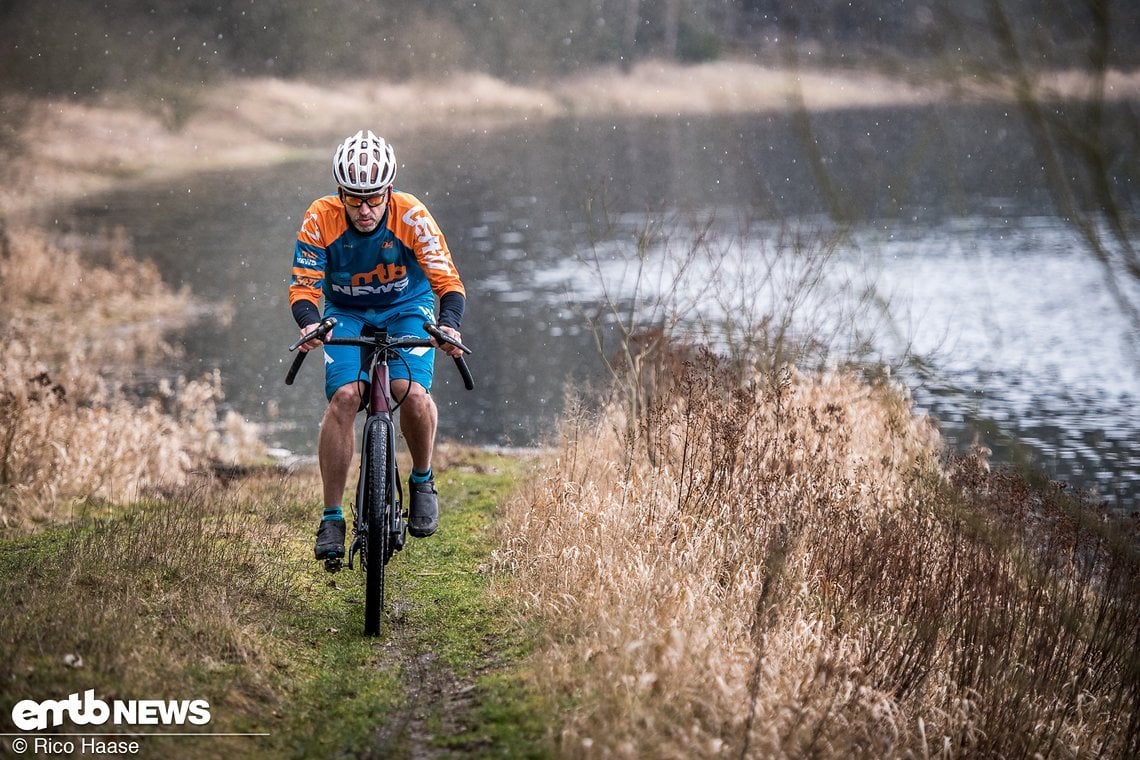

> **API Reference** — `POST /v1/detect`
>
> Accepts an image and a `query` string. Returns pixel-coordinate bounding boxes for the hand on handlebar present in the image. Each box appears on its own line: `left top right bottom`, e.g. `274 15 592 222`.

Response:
430 325 464 359
298 323 327 352
293 316 338 353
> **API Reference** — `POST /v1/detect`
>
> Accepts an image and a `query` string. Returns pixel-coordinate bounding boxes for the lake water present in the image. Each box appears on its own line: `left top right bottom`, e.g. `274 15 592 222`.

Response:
57 103 1138 509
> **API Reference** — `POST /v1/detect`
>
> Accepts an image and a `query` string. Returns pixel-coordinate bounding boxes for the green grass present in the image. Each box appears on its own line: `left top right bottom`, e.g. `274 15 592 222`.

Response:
394 464 520 663
0 448 553 759
386 460 551 757
261 451 552 758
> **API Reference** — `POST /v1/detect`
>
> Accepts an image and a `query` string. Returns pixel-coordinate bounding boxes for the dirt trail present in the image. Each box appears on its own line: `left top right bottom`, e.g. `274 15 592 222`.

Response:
370 643 482 759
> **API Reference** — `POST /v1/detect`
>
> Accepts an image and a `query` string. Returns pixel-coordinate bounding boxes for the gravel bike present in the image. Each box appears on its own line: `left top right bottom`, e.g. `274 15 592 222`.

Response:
286 317 473 636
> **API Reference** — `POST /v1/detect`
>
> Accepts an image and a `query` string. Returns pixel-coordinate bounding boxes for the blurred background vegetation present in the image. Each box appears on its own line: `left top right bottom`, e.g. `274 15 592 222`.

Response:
1 0 1137 98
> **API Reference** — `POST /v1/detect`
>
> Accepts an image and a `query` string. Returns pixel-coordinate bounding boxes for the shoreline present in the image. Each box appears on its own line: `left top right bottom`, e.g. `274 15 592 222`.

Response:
3 59 1138 217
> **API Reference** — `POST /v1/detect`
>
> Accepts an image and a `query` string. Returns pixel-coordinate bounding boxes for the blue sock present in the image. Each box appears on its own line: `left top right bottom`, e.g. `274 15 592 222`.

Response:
410 468 433 484
323 506 343 521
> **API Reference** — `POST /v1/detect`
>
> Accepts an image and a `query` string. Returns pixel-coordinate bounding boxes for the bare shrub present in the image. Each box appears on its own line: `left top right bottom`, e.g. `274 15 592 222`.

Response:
0 226 263 529
578 212 888 472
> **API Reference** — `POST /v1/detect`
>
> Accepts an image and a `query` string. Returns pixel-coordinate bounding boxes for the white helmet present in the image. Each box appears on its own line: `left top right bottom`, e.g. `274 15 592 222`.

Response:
332 130 397 194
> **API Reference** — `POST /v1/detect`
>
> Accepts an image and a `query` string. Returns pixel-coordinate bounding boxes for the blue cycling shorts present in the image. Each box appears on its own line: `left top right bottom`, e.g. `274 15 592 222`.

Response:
321 302 437 401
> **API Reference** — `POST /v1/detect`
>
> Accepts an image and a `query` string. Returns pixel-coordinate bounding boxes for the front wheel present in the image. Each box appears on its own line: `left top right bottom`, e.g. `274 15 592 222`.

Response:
362 416 394 636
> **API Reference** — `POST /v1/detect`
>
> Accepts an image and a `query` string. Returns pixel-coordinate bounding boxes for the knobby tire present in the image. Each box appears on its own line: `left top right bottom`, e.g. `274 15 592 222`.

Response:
362 416 392 637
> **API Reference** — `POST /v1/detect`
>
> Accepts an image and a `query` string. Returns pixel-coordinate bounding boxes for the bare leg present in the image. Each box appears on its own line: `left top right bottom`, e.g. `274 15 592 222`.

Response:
319 382 365 508
391 379 437 472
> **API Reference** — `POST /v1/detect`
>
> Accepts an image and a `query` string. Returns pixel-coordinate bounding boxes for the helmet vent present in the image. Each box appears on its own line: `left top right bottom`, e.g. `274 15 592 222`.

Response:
332 131 397 194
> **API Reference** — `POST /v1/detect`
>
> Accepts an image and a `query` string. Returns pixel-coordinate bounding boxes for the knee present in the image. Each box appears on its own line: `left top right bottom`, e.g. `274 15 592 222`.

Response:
328 383 364 418
398 383 435 417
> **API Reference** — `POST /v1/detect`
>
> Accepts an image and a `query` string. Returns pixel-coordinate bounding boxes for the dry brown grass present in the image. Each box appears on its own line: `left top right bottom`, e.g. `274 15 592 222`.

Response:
495 350 1139 758
0 225 264 530
0 467 317 747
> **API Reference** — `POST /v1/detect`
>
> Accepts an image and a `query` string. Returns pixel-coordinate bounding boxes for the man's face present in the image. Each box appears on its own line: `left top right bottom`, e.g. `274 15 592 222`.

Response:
341 189 388 233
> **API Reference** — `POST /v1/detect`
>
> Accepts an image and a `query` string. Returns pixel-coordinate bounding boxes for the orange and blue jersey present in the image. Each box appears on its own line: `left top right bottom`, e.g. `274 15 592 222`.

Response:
289 190 465 326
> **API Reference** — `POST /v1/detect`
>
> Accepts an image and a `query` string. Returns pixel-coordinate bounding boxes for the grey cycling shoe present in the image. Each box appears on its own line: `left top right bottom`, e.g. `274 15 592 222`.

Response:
408 478 439 538
314 517 346 559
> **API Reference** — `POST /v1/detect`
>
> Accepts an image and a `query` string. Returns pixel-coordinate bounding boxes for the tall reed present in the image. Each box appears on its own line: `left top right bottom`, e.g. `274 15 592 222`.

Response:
495 349 1138 758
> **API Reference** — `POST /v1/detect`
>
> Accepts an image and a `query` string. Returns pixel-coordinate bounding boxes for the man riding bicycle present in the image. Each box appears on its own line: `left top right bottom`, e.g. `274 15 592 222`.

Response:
289 130 466 561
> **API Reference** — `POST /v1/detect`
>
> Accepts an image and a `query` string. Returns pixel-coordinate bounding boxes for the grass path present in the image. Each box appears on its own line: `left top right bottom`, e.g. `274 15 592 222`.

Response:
269 449 549 759
0 447 551 759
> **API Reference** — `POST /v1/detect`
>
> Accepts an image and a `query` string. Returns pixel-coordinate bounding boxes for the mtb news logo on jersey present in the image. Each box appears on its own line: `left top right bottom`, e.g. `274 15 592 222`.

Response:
11 689 211 730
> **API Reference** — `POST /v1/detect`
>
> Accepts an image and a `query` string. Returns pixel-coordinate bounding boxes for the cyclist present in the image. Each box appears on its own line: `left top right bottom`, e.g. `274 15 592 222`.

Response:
289 130 467 561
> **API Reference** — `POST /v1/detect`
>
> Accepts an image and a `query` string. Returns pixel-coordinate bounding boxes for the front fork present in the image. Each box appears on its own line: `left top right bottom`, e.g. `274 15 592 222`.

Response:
343 414 407 571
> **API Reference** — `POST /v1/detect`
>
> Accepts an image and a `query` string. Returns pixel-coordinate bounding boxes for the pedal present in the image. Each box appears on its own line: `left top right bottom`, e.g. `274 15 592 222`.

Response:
323 556 343 573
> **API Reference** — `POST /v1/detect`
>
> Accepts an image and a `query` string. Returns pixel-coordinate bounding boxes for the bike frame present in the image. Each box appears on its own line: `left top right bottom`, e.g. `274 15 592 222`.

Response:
347 331 403 570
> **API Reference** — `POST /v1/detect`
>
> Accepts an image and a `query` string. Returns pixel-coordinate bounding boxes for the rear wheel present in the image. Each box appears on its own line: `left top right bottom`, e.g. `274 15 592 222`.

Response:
362 417 393 637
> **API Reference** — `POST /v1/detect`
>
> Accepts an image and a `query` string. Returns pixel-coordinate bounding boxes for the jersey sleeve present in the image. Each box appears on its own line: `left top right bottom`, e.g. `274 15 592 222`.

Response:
289 201 332 312
391 194 466 299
